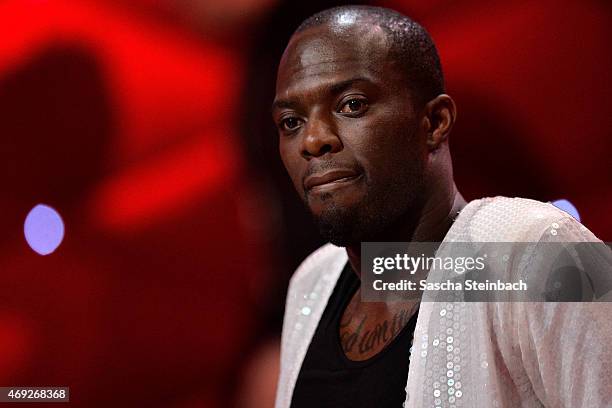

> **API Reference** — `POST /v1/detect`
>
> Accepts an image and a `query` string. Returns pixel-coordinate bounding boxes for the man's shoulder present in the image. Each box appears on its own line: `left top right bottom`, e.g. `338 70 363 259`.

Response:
289 243 347 288
458 196 596 242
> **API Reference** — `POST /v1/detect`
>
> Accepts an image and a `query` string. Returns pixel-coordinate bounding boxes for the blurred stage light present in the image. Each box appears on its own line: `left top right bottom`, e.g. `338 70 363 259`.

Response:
23 204 65 255
551 199 581 222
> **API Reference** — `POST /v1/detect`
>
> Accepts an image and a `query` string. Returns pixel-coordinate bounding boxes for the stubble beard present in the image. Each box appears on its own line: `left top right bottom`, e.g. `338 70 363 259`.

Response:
306 170 426 247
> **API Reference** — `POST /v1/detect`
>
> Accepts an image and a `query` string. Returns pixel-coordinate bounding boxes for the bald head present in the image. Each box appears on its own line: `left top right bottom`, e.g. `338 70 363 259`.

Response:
273 5 457 246
293 5 444 106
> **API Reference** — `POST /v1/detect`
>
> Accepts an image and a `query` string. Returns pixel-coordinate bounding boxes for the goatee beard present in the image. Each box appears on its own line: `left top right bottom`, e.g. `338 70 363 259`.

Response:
307 174 426 247
312 199 361 246
308 190 392 247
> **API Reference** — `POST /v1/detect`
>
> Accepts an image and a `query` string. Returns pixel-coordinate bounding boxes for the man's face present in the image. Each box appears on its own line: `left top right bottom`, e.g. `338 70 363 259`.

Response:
273 23 429 246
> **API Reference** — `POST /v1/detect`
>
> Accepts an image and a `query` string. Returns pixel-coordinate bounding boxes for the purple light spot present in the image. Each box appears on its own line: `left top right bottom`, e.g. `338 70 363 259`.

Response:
551 199 581 222
23 204 65 255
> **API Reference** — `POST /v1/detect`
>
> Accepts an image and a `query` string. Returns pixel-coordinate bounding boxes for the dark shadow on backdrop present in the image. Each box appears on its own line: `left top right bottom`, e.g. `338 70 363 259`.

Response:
450 88 555 201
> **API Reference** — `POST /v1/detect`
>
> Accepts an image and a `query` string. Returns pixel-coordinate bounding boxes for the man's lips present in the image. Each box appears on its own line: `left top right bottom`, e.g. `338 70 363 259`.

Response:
304 169 361 191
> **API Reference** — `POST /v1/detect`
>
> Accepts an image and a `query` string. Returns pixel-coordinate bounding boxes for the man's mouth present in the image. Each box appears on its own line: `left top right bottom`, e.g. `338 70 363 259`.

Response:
304 169 362 192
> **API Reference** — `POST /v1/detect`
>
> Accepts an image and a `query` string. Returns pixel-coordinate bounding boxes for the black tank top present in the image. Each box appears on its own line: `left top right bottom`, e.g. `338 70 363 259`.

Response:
291 262 419 408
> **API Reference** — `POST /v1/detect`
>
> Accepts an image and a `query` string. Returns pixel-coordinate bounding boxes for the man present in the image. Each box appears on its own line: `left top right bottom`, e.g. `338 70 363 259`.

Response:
272 5 612 407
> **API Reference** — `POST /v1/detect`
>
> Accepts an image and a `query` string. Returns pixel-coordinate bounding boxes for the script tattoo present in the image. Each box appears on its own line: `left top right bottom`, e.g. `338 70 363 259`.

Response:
339 307 414 356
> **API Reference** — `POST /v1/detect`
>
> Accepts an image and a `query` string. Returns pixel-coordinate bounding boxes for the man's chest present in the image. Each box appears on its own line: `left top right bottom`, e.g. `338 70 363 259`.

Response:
339 288 419 361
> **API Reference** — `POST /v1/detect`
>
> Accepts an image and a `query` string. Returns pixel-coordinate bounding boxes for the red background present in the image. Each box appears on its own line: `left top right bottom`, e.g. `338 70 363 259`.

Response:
0 0 610 406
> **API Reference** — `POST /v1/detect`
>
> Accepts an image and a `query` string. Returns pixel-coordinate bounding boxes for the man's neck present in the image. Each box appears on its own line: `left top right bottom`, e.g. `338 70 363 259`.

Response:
345 186 466 279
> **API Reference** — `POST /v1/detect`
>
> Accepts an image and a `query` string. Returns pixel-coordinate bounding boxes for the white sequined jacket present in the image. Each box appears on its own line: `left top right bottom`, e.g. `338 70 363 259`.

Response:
275 197 612 407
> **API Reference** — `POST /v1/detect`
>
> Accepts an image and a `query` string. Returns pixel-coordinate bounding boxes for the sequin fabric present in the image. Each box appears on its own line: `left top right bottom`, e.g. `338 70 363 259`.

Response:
275 197 612 408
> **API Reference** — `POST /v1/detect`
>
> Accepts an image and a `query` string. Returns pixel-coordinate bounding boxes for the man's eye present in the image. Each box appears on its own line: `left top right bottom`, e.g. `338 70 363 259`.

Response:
280 117 301 131
339 98 368 114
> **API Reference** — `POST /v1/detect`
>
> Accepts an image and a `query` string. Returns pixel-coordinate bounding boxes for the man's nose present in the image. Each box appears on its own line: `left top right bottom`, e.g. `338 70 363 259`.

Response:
300 115 342 159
